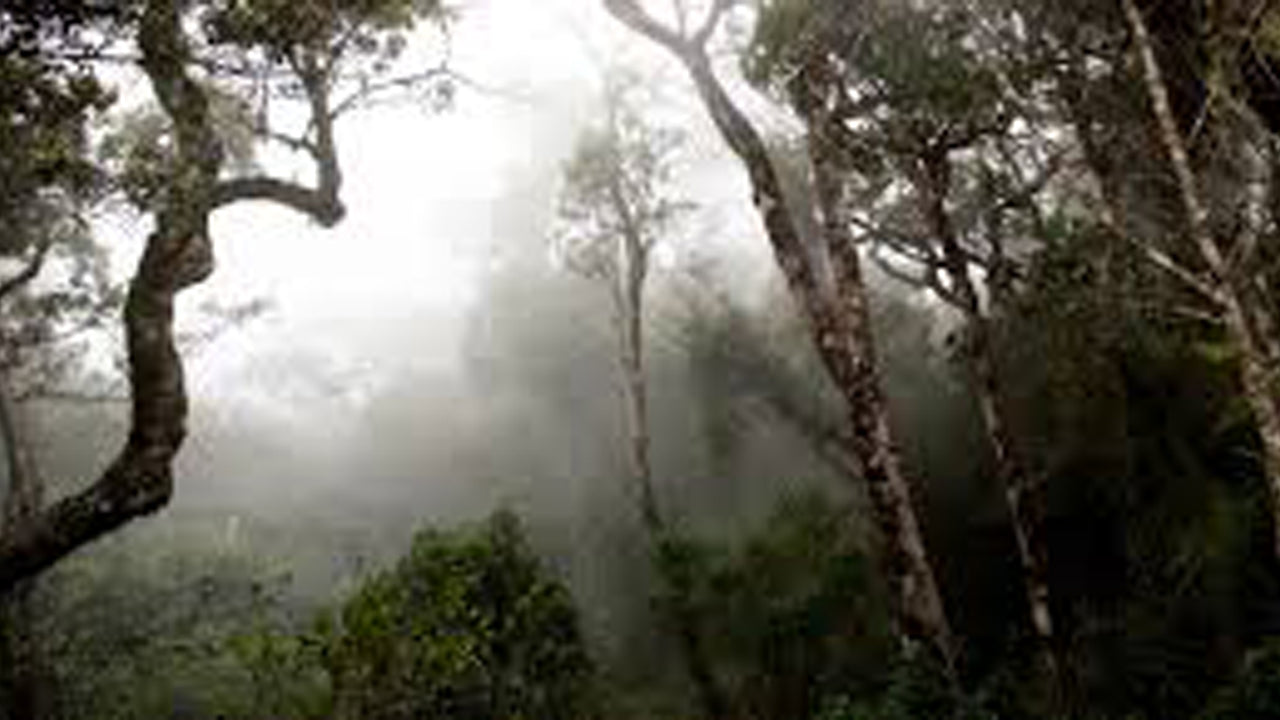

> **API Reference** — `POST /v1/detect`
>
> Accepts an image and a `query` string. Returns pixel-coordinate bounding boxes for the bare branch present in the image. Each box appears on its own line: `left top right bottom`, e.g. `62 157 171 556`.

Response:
262 129 320 158
604 0 688 55
691 0 733 48
213 177 344 226
0 240 53 301
329 65 455 119
16 388 128 405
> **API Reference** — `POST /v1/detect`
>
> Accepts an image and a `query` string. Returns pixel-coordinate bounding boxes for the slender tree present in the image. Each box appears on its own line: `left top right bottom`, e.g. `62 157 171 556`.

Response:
1117 0 1280 556
553 77 731 719
0 26 115 713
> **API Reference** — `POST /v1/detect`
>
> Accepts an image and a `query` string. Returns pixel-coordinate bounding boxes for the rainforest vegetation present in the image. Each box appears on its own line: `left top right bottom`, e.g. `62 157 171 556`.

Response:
2 0 1280 718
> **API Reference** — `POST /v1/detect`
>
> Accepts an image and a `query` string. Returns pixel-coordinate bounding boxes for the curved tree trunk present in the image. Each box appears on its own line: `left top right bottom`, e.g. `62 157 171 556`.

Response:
0 0 346 594
0 0 219 592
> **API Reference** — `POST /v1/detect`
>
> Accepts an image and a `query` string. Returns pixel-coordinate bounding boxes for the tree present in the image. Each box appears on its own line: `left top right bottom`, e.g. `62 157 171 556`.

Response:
745 0 1076 686
602 0 957 672
321 511 596 720
0 24 116 715
688 491 895 720
1117 0 1280 558
551 75 731 719
0 0 452 593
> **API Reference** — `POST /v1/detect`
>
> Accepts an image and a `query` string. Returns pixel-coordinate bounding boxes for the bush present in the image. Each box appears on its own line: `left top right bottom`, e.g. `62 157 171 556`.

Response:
321 509 597 720
679 491 896 720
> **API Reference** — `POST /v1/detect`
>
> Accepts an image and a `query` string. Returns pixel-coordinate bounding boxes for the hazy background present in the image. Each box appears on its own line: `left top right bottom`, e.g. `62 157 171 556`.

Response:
29 0 867 674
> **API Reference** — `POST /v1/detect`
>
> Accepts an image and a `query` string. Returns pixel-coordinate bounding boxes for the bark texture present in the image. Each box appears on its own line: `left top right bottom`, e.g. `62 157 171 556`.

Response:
0 0 346 594
1123 0 1280 556
910 150 1058 678
603 0 957 671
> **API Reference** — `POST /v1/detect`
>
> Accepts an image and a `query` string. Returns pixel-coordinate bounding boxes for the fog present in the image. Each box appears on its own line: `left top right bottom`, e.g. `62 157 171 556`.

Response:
12 2 1280 718
13 0 895 680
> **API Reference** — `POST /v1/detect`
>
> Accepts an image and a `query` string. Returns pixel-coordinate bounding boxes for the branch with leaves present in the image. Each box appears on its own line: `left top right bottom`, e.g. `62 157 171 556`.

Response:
0 0 451 593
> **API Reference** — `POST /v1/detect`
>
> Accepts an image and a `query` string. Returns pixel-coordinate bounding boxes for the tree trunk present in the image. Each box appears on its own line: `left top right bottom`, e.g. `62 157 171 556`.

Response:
807 119 957 671
0 0 217 593
1123 0 1280 557
1 374 49 720
600 2 958 670
912 152 1060 681
0 0 346 594
612 221 733 720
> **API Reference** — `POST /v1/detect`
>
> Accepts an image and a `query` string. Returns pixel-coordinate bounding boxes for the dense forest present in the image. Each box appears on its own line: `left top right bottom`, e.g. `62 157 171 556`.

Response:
1 0 1280 718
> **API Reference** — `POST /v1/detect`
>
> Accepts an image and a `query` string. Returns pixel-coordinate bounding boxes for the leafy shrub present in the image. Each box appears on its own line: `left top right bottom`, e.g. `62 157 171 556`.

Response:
321 509 596 720
676 491 895 720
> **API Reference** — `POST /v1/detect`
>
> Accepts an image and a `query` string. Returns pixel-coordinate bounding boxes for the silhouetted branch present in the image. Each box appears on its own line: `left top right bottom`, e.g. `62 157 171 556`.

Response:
0 241 52 301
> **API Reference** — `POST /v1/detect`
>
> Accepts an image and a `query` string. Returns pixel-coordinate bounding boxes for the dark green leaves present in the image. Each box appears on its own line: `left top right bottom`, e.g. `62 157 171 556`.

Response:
322 510 597 720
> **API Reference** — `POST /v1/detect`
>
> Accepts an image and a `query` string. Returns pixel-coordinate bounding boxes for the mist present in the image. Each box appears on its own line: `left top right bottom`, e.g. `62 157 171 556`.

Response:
8 1 1278 718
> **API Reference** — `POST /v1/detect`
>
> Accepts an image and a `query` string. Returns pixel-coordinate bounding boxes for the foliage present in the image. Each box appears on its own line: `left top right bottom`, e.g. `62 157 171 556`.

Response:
6 515 316 720
552 72 692 281
226 626 332 718
1198 640 1280 720
320 510 597 720
816 655 978 720
0 40 114 352
201 0 446 62
664 491 894 720
4 510 597 720
0 54 107 257
747 0 1002 122
96 84 260 212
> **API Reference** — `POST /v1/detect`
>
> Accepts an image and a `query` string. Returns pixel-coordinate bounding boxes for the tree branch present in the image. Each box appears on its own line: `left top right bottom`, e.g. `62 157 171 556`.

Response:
605 0 688 54
329 65 456 119
212 177 343 226
691 0 733 48
1122 0 1228 277
0 240 52 301
0 0 217 593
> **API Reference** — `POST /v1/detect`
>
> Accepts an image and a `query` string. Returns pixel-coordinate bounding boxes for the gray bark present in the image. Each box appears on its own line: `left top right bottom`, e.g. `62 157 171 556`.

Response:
605 152 733 720
604 0 957 671
910 149 1059 680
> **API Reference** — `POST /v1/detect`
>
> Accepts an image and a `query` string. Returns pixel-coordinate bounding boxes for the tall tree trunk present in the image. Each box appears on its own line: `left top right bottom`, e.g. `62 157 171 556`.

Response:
612 221 733 720
912 153 1060 682
808 117 957 671
1123 0 1280 557
602 0 957 671
0 375 49 720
